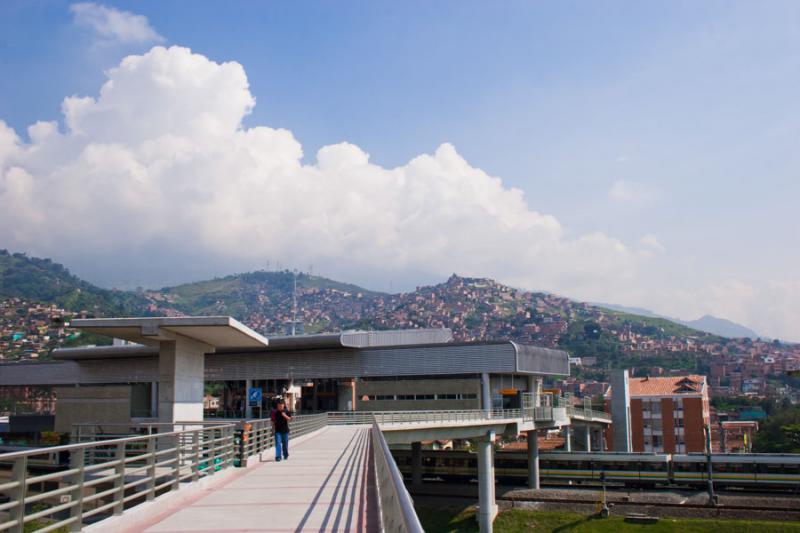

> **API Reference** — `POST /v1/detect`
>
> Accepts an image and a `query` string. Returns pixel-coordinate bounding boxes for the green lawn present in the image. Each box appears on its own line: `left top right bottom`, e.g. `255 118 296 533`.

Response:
416 506 800 533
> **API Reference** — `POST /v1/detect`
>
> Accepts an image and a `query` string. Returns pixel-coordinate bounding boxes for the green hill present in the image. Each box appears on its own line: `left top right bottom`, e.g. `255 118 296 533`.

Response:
0 250 149 317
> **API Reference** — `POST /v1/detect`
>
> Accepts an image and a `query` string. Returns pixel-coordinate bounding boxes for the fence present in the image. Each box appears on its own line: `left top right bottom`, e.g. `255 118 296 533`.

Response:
4 406 611 532
327 407 560 426
0 424 235 533
371 417 424 533
236 413 327 464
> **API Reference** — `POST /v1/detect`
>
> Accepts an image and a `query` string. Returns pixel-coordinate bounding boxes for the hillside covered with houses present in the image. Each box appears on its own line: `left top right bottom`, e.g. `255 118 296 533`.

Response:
2 252 798 403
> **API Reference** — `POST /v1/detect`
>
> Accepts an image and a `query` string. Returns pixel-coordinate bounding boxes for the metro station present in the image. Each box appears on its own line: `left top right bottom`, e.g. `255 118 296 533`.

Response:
0 316 611 532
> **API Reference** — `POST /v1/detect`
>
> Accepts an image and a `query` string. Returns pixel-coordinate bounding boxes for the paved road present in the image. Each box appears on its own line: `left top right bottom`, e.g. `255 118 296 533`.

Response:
139 426 379 532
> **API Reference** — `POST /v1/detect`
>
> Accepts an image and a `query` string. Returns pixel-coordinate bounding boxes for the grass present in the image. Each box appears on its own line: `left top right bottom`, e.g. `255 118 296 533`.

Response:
416 506 800 533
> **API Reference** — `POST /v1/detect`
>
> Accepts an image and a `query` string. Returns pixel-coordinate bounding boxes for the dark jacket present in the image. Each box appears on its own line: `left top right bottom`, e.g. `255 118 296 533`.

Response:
273 409 291 433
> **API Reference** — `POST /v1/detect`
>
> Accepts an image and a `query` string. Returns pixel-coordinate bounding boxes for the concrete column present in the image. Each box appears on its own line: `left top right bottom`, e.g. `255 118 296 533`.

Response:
527 429 540 489
158 336 212 424
245 379 253 419
477 431 497 532
481 373 491 414
411 442 423 487
600 428 607 451
610 369 632 452
564 426 572 452
584 425 592 452
150 381 158 419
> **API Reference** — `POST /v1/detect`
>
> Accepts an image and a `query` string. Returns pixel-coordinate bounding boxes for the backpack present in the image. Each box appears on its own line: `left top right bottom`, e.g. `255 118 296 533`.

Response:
270 408 277 423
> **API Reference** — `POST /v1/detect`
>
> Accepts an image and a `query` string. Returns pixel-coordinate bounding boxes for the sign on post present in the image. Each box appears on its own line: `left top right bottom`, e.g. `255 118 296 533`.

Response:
248 387 262 407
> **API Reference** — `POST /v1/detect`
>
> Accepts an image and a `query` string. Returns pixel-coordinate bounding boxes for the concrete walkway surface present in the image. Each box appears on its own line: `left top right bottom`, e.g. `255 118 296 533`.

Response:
137 426 380 532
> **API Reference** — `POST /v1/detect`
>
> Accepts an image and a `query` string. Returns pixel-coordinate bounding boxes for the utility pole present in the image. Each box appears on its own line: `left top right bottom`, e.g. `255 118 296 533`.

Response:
291 270 298 336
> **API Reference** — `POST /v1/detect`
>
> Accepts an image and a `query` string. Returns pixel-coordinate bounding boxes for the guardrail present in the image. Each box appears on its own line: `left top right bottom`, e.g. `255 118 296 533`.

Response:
567 406 612 422
0 424 235 533
236 413 327 465
371 417 424 533
327 407 561 426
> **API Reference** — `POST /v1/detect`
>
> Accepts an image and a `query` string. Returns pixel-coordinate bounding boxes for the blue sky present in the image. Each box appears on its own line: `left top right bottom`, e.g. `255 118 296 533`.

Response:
0 1 798 339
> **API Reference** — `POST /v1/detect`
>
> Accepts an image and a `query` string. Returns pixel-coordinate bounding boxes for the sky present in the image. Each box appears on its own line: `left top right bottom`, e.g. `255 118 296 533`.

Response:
0 1 798 340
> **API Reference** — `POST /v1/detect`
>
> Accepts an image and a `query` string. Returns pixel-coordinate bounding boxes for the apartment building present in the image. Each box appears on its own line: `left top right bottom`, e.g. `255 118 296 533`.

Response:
629 374 710 453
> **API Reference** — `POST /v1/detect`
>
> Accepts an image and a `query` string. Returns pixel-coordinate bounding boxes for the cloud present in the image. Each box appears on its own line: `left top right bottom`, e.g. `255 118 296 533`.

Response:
639 234 665 253
0 46 644 293
1 45 794 340
609 179 659 204
71 2 164 45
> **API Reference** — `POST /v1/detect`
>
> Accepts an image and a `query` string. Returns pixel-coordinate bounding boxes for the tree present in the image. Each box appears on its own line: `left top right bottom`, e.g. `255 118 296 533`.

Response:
753 405 800 453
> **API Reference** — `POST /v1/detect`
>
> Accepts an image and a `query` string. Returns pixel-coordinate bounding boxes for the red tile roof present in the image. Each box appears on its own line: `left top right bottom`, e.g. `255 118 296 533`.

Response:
628 374 706 397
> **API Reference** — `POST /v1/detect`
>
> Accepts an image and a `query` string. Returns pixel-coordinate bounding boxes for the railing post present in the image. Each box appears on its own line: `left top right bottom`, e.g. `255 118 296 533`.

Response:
208 427 217 475
9 456 27 533
113 442 126 515
146 437 156 500
192 431 201 482
68 449 86 532
172 434 181 490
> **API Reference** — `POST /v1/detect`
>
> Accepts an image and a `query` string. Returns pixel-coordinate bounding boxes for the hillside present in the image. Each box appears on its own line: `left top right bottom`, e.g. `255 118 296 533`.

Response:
0 250 149 317
1 252 729 368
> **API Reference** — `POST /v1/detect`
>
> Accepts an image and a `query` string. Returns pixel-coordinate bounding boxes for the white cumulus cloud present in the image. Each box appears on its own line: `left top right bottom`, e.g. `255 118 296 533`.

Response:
0 46 645 300
3 45 795 340
71 2 164 44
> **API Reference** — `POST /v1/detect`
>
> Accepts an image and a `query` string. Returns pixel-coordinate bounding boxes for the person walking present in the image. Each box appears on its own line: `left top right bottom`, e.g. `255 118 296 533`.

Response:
272 398 292 462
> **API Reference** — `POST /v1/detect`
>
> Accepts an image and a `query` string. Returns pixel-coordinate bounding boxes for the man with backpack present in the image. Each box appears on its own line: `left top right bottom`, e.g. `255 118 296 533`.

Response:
271 398 292 461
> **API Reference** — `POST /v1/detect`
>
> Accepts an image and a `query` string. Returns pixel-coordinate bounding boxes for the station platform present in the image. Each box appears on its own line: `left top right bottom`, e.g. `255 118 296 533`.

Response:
132 426 379 533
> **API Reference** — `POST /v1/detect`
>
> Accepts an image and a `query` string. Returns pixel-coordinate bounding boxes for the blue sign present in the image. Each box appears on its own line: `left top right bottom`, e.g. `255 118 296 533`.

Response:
248 387 262 406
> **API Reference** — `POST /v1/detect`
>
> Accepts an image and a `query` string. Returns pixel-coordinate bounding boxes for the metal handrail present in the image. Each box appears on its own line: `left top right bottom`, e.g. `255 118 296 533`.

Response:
371 417 424 533
236 413 328 465
0 424 236 533
326 407 565 426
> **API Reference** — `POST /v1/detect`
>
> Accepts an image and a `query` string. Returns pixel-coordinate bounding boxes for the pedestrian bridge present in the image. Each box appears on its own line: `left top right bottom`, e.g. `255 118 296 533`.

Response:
0 407 611 532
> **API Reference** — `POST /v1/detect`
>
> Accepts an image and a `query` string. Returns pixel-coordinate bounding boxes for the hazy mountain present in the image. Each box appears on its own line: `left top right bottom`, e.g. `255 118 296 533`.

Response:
596 301 760 339
682 314 759 339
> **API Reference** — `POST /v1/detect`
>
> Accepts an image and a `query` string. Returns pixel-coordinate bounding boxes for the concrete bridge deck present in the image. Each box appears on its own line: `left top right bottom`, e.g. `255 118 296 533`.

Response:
130 426 379 533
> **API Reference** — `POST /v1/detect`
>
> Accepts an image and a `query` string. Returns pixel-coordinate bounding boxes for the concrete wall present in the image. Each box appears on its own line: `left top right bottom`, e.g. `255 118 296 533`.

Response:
355 378 481 411
54 385 132 433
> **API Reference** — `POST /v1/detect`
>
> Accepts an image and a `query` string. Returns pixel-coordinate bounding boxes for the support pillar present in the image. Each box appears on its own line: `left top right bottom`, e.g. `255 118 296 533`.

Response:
158 336 213 424
481 373 491 414
150 381 158 419
477 431 497 533
245 379 254 419
564 426 572 452
411 442 422 487
527 429 539 490
584 426 592 452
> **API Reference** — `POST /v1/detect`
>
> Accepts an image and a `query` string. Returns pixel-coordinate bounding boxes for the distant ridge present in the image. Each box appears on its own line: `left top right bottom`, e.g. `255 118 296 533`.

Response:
1 251 732 363
596 302 760 339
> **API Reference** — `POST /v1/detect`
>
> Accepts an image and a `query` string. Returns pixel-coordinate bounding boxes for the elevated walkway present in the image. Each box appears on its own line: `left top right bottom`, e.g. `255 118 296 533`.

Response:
131 426 378 533
0 408 611 533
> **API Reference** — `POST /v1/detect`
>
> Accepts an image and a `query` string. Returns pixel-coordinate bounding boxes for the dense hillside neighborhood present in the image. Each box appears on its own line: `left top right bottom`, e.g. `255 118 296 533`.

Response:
2 251 799 403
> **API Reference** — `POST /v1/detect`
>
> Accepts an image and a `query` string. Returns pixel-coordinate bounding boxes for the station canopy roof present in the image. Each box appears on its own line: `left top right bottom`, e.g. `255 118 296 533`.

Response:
56 317 454 360
68 316 270 349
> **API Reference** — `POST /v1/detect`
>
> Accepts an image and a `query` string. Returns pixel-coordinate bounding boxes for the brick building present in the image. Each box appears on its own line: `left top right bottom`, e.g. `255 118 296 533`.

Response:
628 375 710 453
